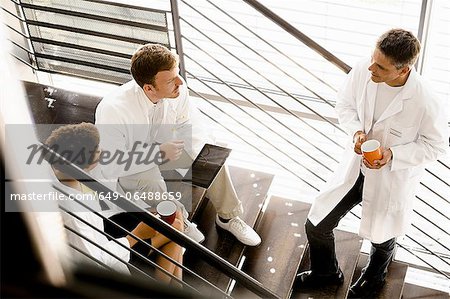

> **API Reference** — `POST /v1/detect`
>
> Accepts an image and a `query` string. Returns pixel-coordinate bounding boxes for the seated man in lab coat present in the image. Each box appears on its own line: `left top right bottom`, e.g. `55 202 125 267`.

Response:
47 123 184 283
95 44 261 246
295 29 447 298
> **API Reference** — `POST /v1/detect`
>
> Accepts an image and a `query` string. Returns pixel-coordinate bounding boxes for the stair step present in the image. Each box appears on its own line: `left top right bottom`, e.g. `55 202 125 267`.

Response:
24 81 101 126
351 253 408 299
291 230 362 299
184 166 274 295
402 283 450 299
162 170 207 220
232 198 311 299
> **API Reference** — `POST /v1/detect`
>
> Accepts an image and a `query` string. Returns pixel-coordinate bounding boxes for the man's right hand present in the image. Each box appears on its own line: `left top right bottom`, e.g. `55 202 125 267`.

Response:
159 140 184 161
353 131 367 155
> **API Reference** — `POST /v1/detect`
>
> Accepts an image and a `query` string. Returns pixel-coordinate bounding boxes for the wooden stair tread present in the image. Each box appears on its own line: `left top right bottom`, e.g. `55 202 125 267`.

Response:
232 198 311 299
402 283 450 299
291 229 362 299
184 166 274 294
351 253 408 299
162 170 207 220
24 81 101 126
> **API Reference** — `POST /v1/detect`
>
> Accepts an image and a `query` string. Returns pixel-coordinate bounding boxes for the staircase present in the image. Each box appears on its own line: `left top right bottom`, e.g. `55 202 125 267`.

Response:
24 81 449 299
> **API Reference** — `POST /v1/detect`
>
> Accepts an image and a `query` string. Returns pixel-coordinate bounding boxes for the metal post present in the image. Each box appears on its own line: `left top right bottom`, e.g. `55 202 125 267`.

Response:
170 0 186 79
416 0 432 74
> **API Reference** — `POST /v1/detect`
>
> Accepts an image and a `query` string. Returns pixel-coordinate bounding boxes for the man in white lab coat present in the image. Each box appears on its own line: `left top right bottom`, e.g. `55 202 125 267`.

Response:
295 29 447 298
95 44 261 246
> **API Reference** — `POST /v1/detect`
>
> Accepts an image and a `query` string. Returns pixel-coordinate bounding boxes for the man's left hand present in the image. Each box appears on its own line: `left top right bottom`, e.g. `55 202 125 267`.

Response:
363 147 392 169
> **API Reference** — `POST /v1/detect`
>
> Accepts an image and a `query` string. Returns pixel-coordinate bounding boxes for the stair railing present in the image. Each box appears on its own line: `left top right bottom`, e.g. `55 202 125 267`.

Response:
40 143 280 299
176 0 449 278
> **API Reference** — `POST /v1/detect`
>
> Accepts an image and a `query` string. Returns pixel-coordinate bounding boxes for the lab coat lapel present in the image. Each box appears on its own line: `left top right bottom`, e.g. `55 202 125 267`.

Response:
374 69 416 125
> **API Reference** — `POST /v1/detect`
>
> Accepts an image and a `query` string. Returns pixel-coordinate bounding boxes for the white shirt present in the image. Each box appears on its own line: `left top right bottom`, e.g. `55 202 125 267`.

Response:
50 167 131 274
95 79 212 181
361 82 403 175
373 83 402 123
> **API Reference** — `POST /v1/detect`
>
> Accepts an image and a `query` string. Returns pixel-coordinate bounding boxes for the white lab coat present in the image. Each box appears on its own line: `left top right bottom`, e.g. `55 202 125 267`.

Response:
95 79 211 180
308 58 447 243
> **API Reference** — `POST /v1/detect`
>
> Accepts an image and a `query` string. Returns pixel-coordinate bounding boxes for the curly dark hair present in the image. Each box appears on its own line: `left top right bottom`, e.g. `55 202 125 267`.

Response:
376 28 421 69
45 122 100 172
130 43 178 89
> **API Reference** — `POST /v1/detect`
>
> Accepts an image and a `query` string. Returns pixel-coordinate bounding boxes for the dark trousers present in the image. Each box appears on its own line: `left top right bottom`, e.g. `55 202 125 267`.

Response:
306 172 395 282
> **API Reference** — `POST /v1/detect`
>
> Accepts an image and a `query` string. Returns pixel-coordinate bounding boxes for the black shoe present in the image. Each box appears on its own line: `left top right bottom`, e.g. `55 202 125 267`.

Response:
348 275 385 298
295 269 344 288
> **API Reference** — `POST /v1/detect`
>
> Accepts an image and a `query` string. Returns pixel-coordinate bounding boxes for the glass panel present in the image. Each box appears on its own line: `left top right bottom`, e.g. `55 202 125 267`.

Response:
21 0 168 27
32 42 131 70
23 8 169 45
36 57 132 84
27 25 140 55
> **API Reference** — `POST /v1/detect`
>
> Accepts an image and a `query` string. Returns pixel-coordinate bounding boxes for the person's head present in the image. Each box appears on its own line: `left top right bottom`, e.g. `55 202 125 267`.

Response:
368 28 421 86
45 123 100 174
130 43 183 102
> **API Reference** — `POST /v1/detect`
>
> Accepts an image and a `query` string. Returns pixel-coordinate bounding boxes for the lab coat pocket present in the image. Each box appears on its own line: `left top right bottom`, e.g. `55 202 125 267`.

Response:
387 123 418 147
388 169 415 211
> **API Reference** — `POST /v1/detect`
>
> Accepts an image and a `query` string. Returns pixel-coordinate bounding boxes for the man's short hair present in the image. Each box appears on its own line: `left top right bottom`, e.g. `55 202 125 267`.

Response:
45 123 100 172
130 43 179 89
376 28 421 69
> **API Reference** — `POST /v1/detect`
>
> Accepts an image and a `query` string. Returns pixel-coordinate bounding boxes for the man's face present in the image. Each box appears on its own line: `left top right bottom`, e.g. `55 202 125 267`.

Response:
150 66 183 100
368 49 409 86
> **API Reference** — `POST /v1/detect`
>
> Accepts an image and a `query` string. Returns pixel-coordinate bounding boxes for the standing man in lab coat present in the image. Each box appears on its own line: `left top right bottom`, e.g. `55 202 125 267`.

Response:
295 29 447 298
95 44 261 246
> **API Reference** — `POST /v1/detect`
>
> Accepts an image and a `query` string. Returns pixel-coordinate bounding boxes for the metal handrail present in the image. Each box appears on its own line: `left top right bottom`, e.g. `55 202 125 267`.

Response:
179 14 345 148
190 86 318 191
179 0 449 277
206 0 338 100
41 144 279 299
183 52 332 178
420 182 450 205
59 187 232 298
241 0 351 74
64 224 157 282
183 36 339 165
426 168 450 187
69 243 114 272
59 206 195 291
415 188 450 220
180 2 347 138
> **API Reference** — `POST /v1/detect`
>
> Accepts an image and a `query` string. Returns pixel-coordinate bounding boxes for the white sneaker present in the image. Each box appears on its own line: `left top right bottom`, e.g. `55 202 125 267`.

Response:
215 215 261 246
184 219 205 243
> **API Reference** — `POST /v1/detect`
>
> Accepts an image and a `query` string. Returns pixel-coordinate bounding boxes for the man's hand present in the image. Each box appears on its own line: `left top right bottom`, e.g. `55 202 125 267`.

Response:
363 147 392 169
353 131 367 155
159 140 184 161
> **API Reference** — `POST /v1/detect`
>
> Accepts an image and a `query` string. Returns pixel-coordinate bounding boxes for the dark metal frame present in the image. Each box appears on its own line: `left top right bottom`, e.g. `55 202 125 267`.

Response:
170 0 186 79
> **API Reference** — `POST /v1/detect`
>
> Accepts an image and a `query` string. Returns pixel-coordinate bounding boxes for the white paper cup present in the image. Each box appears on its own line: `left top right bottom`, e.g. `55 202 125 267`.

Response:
156 201 177 224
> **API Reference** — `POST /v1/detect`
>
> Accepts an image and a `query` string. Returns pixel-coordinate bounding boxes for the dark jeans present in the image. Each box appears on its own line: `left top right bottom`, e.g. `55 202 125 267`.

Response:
305 172 395 282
